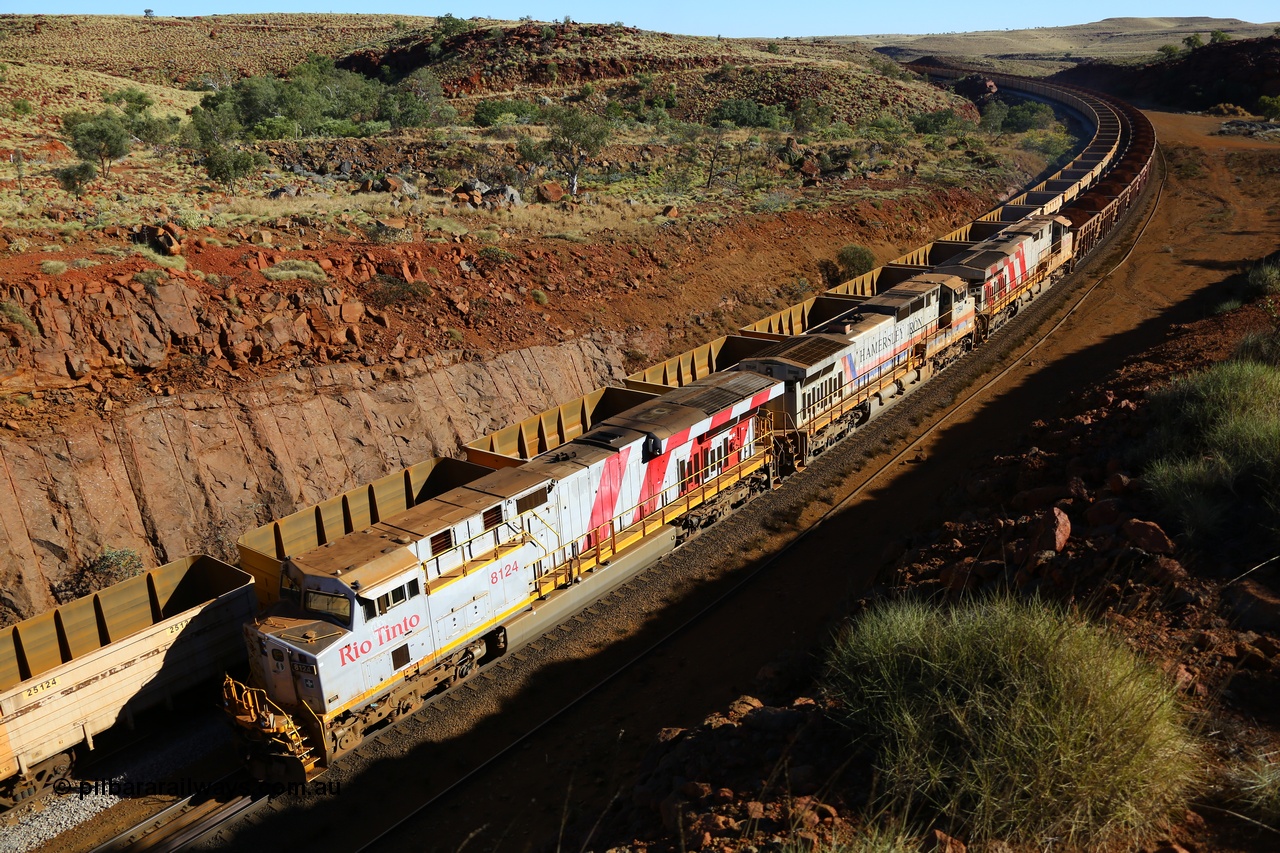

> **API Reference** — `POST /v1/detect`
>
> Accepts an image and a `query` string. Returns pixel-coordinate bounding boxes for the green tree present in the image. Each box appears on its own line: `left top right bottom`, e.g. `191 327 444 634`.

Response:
54 162 97 196
380 68 457 129
1259 95 1280 120
11 148 26 195
1209 29 1232 43
104 86 154 117
837 244 876 280
436 13 474 38
185 101 242 150
980 100 1009 133
544 106 612 195
66 111 131 178
203 145 260 194
791 98 832 133
1157 44 1181 60
1183 33 1204 50
1002 102 1055 133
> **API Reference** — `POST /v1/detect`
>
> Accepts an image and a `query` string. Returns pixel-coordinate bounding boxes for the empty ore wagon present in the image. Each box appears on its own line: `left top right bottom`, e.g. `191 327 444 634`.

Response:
0 555 255 813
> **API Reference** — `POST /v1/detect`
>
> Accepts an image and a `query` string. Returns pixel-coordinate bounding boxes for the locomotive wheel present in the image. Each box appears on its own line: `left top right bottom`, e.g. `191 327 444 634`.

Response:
456 654 474 681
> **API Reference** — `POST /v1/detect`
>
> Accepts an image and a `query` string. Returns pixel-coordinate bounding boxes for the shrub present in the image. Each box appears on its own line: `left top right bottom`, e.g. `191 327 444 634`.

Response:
837 244 876 280
11 98 33 116
0 300 38 335
1002 101 1055 132
55 546 144 602
54 162 98 196
707 98 782 129
826 596 1198 848
910 108 967 135
262 259 327 283
531 288 549 305
1260 95 1280 121
367 275 432 308
473 99 540 127
40 260 68 276
1244 261 1280 297
477 245 515 266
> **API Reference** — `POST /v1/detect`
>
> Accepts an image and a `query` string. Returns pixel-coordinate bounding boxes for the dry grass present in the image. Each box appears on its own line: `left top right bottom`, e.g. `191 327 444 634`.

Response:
0 15 433 85
262 259 327 283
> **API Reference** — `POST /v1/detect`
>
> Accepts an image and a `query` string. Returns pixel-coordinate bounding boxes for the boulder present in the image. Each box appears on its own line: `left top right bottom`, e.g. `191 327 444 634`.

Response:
1033 507 1071 553
1121 519 1175 554
662 204 681 218
1227 580 1280 632
536 181 566 203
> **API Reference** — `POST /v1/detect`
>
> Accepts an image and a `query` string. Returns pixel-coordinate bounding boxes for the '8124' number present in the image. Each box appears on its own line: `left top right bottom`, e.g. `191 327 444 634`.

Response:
489 560 519 585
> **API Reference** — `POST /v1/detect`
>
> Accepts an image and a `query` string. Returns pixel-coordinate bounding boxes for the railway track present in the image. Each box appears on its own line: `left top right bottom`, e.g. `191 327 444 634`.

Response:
198 83 1161 852
88 772 267 853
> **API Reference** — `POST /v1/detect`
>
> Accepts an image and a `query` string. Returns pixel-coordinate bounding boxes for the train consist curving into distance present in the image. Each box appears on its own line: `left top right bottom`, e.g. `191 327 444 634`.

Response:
1 70 1156 805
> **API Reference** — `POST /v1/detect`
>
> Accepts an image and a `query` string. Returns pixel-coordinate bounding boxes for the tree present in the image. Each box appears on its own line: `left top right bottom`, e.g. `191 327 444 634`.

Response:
66 111 131 178
544 106 612 195
11 148 25 195
1157 44 1181 60
1210 29 1231 43
203 145 260 195
1183 33 1204 50
54 162 97 196
143 8 154 18
836 244 876 280
104 86 154 117
979 100 1009 133
1259 95 1280 121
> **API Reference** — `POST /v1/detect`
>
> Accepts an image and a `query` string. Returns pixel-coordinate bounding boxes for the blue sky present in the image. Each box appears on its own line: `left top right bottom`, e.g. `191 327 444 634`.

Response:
6 2 1277 38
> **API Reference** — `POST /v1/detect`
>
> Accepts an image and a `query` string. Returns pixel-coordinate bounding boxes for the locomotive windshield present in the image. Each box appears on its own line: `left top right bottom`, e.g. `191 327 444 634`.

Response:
304 589 352 627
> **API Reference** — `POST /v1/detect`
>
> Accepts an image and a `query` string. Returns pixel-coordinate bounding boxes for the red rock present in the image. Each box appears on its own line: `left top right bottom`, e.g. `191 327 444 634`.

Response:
745 801 765 819
1086 498 1123 527
1033 507 1071 553
663 204 681 217
536 181 565 203
1107 471 1133 493
927 829 966 853
1121 519 1175 554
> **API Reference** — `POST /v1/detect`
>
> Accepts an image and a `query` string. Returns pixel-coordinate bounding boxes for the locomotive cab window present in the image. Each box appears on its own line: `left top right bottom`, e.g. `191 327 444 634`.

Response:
304 590 352 627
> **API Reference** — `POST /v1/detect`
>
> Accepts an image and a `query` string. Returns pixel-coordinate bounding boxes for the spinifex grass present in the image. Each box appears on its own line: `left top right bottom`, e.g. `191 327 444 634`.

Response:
826 596 1198 848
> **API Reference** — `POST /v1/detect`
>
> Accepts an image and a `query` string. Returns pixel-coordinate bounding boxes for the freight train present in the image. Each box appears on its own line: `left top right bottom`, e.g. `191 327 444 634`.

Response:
0 71 1156 807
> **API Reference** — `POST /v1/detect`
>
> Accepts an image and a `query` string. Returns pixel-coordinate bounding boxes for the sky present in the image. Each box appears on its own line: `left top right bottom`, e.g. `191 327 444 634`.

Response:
5 1 1277 38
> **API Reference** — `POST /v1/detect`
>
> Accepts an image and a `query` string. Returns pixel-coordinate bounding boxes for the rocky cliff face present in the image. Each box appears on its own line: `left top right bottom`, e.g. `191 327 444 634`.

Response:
0 334 626 624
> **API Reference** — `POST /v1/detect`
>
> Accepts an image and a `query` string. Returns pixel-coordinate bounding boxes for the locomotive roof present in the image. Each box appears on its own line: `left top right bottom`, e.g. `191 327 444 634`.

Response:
577 372 778 449
290 466 555 589
936 215 1068 280
862 274 964 310
740 334 853 369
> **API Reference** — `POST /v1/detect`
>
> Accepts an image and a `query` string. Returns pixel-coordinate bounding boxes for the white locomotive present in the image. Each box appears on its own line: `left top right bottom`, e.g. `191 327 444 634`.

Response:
224 372 783 781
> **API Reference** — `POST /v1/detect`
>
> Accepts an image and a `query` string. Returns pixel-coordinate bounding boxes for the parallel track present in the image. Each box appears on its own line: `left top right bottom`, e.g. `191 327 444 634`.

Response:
89 772 267 853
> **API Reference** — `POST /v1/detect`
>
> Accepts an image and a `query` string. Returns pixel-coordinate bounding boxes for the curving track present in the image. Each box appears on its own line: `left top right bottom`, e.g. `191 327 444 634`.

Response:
177 73 1163 853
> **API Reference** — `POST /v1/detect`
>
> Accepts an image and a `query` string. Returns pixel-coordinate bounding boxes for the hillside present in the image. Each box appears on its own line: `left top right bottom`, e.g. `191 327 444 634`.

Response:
856 16 1280 74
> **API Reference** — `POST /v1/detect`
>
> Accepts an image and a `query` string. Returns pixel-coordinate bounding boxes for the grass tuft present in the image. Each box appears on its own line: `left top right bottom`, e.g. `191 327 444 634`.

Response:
262 259 327 283
0 300 39 335
133 246 186 269
40 259 68 276
1227 752 1280 827
825 595 1198 848
1144 359 1280 541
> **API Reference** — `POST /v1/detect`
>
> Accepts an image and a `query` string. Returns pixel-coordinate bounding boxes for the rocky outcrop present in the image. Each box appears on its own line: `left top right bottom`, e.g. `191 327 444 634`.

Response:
0 335 626 623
